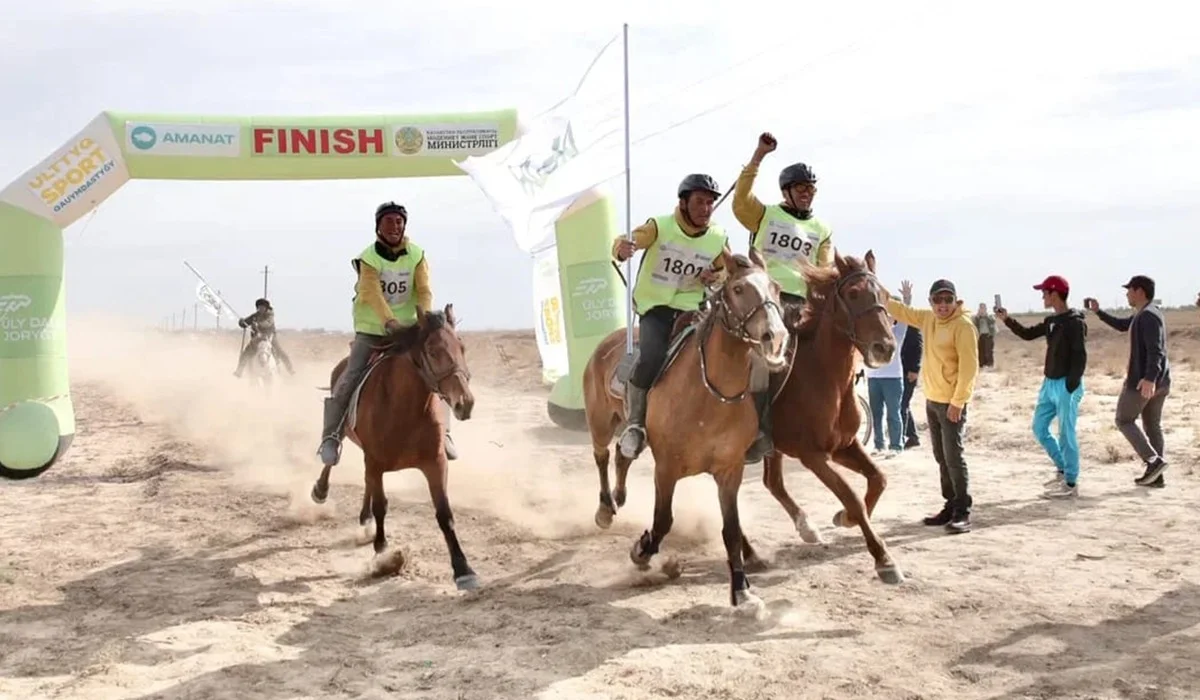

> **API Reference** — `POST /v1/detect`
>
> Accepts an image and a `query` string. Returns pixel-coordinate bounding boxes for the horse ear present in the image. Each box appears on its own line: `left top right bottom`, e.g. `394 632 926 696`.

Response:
720 247 737 275
445 303 456 327
833 248 847 271
864 249 876 273
747 245 766 269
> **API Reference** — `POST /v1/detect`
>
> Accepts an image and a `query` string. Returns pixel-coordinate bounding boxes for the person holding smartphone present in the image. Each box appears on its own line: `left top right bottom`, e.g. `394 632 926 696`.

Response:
995 275 1088 498
1084 276 1171 488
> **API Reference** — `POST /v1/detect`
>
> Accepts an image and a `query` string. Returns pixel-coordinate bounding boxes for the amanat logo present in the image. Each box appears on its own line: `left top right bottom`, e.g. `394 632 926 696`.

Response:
251 127 386 157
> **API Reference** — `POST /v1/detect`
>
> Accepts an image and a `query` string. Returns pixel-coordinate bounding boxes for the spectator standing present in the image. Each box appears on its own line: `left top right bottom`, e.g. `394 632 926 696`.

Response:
1084 276 1171 488
995 275 1088 498
900 321 923 448
974 303 997 368
888 279 980 534
866 313 909 456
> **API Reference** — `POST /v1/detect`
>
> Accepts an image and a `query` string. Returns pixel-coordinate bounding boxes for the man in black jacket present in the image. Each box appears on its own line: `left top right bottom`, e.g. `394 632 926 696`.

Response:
1085 275 1171 488
899 319 922 448
996 275 1087 498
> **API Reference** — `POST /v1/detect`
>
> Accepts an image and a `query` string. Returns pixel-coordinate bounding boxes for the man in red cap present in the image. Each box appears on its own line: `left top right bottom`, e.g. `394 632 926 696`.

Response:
995 275 1088 498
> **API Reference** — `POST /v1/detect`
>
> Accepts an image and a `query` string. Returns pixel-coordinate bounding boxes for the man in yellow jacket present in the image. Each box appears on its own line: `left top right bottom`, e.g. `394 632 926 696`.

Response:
614 174 753 460
315 201 456 467
887 278 980 534
732 132 833 312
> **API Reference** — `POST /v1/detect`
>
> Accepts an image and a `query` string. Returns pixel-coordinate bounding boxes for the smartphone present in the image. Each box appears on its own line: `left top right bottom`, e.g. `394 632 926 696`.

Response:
993 294 1002 311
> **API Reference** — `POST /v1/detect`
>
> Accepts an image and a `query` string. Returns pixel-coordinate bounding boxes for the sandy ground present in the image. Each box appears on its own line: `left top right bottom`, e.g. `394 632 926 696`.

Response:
2 310 1199 700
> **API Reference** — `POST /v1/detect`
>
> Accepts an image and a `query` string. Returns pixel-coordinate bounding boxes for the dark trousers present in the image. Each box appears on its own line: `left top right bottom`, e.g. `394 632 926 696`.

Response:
1115 385 1170 462
978 334 995 368
901 377 919 443
926 400 971 515
631 306 683 389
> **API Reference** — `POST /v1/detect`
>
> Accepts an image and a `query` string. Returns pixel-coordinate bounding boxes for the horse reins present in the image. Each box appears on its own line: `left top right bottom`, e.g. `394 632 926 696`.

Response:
412 338 471 404
827 269 889 354
696 279 785 404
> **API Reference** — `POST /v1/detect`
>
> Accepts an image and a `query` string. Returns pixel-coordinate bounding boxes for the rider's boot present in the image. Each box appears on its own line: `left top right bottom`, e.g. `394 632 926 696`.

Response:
317 397 346 467
442 398 458 461
744 389 775 464
617 383 649 460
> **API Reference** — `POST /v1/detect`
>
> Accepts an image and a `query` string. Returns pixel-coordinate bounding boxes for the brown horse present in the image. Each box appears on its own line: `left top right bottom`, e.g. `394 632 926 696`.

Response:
309 305 480 590
605 248 790 609
760 250 905 584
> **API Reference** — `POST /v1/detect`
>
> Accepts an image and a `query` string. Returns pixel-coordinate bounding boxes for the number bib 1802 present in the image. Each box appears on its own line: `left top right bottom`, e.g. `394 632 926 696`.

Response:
378 269 413 305
763 220 819 263
651 241 712 290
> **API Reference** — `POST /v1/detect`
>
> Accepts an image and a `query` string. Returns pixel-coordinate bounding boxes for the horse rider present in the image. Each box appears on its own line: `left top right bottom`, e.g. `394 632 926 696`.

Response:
613 173 773 465
733 131 833 314
316 201 456 468
731 132 834 460
233 298 296 377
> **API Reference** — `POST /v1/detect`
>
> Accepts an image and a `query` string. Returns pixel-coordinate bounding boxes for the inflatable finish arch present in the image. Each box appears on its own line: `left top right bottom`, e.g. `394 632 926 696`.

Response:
0 111 626 479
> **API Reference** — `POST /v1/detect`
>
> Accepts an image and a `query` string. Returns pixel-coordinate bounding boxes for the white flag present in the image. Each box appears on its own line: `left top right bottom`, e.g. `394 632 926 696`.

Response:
455 33 626 252
195 282 235 321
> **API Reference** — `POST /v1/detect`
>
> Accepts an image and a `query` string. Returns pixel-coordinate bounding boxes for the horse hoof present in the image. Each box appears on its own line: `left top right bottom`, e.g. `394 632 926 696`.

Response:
795 517 825 545
629 540 652 570
832 510 855 528
734 590 766 616
594 506 614 530
370 548 407 578
455 574 481 591
876 564 905 585
661 556 683 580
311 483 328 505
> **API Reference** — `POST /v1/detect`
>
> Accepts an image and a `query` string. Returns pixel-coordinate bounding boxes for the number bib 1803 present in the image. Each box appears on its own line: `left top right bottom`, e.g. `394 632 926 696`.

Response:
378 269 413 305
651 241 712 290
763 220 819 263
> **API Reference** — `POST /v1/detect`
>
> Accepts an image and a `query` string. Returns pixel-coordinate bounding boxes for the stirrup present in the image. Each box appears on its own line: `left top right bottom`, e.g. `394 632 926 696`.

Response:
617 425 646 459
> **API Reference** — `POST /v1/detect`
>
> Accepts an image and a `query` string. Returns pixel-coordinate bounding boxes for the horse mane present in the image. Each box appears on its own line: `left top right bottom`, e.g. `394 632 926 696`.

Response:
794 255 868 340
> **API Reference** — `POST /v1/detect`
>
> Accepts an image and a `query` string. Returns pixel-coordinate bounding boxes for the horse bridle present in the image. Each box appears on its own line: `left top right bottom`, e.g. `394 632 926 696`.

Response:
411 333 472 403
827 268 889 352
696 277 785 404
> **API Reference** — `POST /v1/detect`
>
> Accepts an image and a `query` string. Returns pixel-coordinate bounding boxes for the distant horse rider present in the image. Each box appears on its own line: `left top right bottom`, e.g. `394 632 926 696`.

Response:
234 298 295 377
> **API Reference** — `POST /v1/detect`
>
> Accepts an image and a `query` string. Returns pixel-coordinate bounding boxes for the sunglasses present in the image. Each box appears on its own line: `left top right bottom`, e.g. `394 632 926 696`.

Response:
930 294 956 304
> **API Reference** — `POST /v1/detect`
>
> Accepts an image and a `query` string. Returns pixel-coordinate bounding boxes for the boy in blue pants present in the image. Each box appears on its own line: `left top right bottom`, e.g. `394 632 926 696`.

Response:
995 275 1088 498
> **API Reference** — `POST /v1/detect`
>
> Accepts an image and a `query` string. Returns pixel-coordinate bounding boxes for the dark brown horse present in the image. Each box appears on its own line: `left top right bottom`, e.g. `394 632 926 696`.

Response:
595 248 791 609
760 250 905 584
309 305 479 590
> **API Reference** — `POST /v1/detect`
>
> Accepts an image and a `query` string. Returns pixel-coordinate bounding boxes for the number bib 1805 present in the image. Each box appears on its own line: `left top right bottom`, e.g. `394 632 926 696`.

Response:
763 219 819 263
651 241 712 290
378 269 413 305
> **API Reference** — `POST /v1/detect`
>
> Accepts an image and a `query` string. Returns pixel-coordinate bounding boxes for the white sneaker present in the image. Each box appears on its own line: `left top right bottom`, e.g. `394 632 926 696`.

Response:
1043 472 1065 488
1042 481 1078 499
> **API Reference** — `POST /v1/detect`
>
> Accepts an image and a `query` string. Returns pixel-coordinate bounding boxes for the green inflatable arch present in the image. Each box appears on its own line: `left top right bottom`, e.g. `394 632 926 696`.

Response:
0 110 626 480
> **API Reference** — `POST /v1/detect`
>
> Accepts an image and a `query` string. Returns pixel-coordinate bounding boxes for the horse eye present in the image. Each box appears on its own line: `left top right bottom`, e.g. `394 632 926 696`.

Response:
733 284 744 295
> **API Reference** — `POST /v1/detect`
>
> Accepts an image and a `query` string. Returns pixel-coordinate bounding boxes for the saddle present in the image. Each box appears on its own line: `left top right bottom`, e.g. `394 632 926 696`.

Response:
342 328 422 432
606 311 702 400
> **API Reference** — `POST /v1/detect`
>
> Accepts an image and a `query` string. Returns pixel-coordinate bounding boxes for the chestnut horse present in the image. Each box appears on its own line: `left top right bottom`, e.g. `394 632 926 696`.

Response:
602 249 791 609
309 305 480 591
760 250 905 584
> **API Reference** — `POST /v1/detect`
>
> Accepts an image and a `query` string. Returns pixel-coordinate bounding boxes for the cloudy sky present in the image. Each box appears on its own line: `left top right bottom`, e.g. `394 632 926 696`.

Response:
3 0 1198 332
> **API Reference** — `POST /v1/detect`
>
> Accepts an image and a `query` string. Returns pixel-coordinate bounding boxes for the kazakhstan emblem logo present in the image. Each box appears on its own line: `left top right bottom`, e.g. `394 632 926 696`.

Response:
393 127 425 155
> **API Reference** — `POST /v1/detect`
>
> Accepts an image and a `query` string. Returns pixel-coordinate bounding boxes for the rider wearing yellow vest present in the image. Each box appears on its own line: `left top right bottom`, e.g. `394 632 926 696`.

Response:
316 201 456 467
734 132 832 307
613 174 772 464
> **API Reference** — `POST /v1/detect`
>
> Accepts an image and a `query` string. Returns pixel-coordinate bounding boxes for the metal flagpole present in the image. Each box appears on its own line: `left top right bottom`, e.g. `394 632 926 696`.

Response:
622 22 634 356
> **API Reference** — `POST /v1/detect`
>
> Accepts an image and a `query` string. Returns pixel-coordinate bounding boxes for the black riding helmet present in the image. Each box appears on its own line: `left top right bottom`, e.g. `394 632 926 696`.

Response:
375 201 408 230
677 173 722 200
255 298 271 309
778 163 817 190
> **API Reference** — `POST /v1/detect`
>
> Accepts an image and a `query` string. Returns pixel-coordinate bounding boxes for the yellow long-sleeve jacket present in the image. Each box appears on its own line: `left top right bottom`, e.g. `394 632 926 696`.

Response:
610 205 731 283
885 298 980 409
356 237 433 325
732 162 833 268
